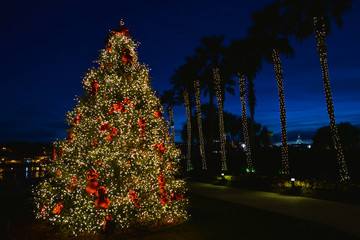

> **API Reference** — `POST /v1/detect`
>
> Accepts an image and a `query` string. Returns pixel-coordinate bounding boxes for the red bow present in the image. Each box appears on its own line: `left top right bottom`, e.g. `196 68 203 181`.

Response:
52 202 63 214
154 143 166 160
114 24 130 37
154 110 162 118
91 79 99 95
100 123 118 141
122 49 133 63
160 196 169 205
109 97 132 114
129 190 141 208
154 143 165 154
110 102 124 114
87 169 99 181
106 44 113 52
74 114 81 124
67 132 74 142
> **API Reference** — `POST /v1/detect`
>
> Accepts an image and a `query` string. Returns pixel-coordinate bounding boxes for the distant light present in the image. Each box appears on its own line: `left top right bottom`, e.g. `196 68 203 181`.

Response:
221 173 225 176
241 143 246 148
307 145 311 149
291 178 295 182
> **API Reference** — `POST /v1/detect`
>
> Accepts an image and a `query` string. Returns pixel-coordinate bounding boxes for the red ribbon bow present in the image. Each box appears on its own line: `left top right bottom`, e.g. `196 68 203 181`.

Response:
122 49 133 63
99 123 118 141
109 98 132 114
52 202 63 214
154 110 162 118
91 79 99 95
154 143 166 160
129 190 141 208
106 44 113 52
74 114 81 124
114 24 130 37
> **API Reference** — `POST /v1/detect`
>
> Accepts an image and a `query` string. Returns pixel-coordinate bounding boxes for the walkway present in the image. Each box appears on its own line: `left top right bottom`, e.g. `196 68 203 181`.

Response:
190 182 360 237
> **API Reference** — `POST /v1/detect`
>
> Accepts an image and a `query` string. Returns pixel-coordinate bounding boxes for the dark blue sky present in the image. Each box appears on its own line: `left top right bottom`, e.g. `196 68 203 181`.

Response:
1 0 359 144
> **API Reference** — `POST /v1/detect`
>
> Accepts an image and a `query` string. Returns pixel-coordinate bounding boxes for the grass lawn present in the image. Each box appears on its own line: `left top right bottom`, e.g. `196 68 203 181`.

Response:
1 187 359 240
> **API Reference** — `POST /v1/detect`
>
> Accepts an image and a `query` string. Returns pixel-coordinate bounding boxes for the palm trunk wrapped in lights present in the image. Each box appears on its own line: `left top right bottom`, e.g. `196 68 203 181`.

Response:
247 76 256 151
183 89 192 171
238 74 253 172
194 80 207 170
271 49 290 175
167 105 175 142
314 16 350 181
213 67 227 172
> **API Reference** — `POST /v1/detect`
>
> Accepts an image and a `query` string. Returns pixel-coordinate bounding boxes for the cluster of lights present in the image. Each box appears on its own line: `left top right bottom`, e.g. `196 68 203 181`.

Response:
183 89 192 172
271 48 290 175
238 74 253 172
213 67 227 171
194 80 207 170
33 26 188 235
313 17 350 181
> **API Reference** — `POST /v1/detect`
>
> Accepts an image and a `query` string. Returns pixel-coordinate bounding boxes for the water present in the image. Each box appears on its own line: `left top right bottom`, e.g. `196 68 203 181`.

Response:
0 165 45 184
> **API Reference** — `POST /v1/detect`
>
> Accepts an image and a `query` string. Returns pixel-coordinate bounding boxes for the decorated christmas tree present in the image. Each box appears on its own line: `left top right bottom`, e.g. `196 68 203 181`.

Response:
33 23 188 235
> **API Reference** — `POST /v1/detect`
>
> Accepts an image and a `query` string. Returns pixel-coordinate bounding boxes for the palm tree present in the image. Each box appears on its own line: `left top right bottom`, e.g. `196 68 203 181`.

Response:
196 35 235 172
223 38 262 172
170 65 194 171
185 56 207 170
282 0 352 180
160 89 177 142
249 2 295 175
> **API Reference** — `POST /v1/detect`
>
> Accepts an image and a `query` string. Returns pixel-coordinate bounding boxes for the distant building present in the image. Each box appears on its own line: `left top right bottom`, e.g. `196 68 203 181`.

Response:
290 134 311 149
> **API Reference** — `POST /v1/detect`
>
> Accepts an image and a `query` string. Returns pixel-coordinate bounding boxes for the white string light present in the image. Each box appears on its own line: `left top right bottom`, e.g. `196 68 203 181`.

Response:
272 48 290 175
183 89 192 172
194 80 207 170
238 74 254 172
314 16 350 181
213 67 227 172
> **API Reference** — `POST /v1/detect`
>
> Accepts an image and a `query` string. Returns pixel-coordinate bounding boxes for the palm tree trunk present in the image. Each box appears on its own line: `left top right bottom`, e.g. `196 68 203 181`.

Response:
314 16 350 181
167 105 175 142
271 49 290 175
213 67 227 172
238 74 253 172
247 76 256 150
194 80 207 170
208 92 215 157
183 89 192 172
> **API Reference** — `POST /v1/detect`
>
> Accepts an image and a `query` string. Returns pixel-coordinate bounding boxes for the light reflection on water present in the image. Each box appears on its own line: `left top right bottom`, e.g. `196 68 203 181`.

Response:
0 166 45 181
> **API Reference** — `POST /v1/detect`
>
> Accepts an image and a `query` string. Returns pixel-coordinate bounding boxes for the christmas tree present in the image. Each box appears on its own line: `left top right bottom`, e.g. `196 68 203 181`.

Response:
33 23 188 235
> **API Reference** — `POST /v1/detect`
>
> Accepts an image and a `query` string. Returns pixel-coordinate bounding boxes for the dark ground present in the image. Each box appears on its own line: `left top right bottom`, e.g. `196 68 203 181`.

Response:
1 182 359 240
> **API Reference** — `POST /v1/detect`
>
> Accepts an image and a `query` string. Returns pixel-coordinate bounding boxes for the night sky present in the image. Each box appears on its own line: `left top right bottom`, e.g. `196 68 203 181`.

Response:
1 0 359 144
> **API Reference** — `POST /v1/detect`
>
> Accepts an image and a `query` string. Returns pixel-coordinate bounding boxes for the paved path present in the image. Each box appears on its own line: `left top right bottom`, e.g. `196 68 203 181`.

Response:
190 182 360 237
